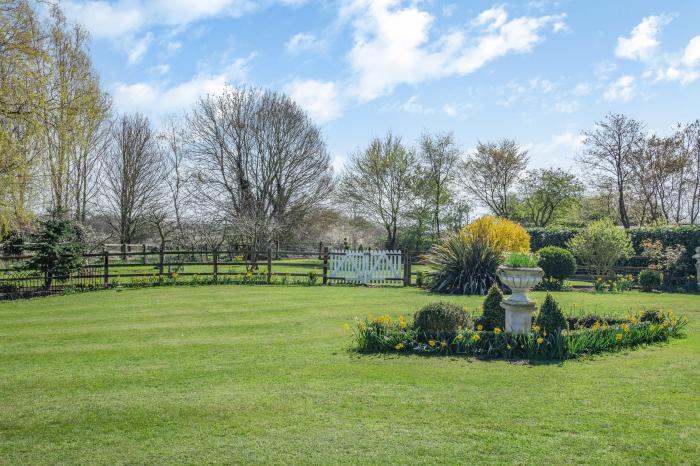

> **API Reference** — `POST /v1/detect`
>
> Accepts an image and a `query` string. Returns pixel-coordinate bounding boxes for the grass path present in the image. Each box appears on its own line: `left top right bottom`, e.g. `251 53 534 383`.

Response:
1 286 698 464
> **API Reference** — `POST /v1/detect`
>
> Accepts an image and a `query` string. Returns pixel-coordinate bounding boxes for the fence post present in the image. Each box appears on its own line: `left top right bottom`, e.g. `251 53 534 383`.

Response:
213 249 219 283
318 241 323 260
403 252 412 286
267 248 272 284
103 251 109 287
275 240 280 260
158 249 164 277
322 247 329 285
142 244 147 264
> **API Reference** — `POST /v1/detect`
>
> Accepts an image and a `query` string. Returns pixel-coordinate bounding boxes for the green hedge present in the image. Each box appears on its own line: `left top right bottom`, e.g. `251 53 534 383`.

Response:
529 225 700 275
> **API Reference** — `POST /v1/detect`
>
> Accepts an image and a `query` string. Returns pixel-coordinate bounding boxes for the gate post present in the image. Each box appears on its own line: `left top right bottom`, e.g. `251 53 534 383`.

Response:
103 251 109 287
322 247 329 285
267 248 272 284
213 249 219 283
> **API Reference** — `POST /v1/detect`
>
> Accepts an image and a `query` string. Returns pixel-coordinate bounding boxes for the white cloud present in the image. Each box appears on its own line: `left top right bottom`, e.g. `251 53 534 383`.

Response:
341 2 563 101
286 79 343 124
127 33 153 65
443 103 457 116
63 0 261 39
682 36 700 67
553 100 578 113
526 132 584 168
615 15 671 61
604 75 636 102
113 57 252 117
380 95 435 114
573 82 592 95
286 32 320 55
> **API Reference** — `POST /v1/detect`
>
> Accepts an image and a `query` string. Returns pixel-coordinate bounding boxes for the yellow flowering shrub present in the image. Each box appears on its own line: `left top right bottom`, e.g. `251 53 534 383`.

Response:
463 215 530 256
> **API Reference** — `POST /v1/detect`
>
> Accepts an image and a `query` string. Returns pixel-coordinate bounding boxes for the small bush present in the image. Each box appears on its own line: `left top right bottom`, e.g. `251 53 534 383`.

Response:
503 252 539 268
566 314 627 329
640 309 665 323
413 302 471 336
480 284 504 330
567 219 633 279
535 294 568 332
638 268 663 292
537 246 576 281
534 277 571 291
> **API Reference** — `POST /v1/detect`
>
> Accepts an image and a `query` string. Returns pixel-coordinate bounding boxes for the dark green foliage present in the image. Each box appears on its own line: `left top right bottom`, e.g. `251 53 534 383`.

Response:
528 227 577 250
480 284 504 330
426 233 499 295
566 314 627 329
537 246 576 281
1 230 25 256
26 209 85 288
413 302 471 336
535 294 568 332
640 310 664 323
638 269 663 292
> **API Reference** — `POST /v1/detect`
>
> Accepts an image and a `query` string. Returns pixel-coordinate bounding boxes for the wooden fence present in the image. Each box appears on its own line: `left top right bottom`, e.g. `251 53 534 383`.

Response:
0 247 416 300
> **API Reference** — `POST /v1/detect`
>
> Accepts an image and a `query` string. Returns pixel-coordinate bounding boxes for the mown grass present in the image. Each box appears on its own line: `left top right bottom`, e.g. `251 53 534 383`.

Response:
0 286 698 465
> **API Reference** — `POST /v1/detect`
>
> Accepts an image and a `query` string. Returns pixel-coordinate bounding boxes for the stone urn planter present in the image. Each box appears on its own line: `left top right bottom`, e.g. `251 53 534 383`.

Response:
496 266 544 334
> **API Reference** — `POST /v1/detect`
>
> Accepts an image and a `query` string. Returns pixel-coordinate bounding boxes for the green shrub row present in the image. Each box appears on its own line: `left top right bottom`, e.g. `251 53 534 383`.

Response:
528 225 700 275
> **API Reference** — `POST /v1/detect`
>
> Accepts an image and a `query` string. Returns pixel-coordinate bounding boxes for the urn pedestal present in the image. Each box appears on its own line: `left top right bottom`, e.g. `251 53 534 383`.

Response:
694 247 700 286
496 266 544 334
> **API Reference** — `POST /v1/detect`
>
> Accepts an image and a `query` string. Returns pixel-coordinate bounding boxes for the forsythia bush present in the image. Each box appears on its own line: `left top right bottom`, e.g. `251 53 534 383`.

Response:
464 215 531 256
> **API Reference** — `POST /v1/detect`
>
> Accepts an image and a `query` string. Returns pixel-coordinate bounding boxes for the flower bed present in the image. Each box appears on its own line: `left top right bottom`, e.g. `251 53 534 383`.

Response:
349 310 687 361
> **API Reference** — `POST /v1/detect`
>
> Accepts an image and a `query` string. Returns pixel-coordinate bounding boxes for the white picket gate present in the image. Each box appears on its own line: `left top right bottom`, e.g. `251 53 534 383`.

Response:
328 249 403 284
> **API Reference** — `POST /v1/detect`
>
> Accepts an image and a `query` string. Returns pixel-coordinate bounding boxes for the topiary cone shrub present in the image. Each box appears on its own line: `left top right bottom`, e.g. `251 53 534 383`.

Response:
480 284 504 330
535 294 568 332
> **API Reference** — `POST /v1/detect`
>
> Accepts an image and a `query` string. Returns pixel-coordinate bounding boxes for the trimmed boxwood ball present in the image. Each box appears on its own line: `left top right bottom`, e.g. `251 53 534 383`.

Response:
413 302 471 335
537 246 576 281
638 268 663 292
480 284 504 330
535 294 568 332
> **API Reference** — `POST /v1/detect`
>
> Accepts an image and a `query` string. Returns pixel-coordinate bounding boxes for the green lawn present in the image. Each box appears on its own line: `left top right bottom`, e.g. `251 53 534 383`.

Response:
1 286 698 465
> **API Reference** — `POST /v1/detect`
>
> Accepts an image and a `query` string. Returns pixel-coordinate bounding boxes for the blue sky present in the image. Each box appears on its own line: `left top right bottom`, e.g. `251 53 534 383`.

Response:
63 0 700 171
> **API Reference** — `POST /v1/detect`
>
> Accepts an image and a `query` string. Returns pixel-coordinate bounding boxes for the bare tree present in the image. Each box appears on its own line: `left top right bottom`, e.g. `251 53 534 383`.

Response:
677 120 700 224
579 113 645 228
158 115 189 244
337 132 416 249
102 113 163 245
187 86 332 248
461 139 528 219
418 131 460 237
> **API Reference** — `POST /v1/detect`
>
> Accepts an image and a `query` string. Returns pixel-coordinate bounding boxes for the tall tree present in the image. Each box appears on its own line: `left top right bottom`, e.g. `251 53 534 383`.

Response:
102 114 163 245
33 5 109 214
461 139 528 219
0 0 42 233
418 131 460 237
518 168 584 227
579 113 645 228
337 132 416 249
187 86 332 248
